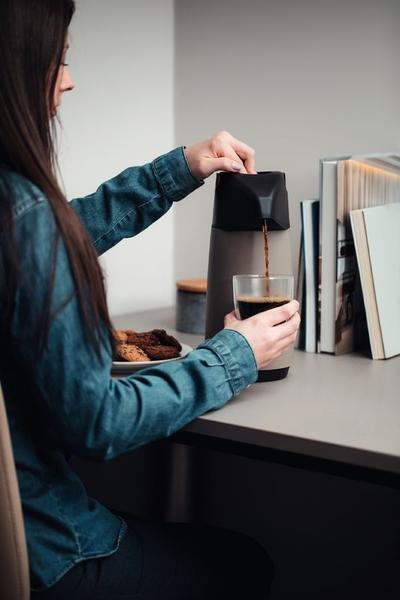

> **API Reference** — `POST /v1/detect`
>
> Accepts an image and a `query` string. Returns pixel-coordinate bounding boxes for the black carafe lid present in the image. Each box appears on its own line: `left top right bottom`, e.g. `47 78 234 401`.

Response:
212 171 289 231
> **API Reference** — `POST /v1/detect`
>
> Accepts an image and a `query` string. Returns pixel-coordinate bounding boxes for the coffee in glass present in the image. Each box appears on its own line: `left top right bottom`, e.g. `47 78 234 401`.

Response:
233 275 293 319
236 295 290 319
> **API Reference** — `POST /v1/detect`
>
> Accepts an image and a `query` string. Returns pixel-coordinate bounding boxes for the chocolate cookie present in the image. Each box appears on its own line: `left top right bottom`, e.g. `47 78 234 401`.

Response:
152 329 182 351
144 345 181 360
126 331 159 346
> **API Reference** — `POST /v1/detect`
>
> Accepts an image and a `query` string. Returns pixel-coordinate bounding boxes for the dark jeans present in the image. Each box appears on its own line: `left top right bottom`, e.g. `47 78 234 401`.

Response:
31 517 274 599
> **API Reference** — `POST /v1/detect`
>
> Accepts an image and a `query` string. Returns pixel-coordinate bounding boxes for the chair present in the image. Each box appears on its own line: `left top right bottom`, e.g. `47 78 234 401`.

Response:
0 384 30 600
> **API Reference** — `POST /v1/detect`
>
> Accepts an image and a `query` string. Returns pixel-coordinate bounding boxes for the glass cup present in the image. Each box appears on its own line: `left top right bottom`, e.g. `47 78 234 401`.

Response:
233 274 294 320
233 274 295 382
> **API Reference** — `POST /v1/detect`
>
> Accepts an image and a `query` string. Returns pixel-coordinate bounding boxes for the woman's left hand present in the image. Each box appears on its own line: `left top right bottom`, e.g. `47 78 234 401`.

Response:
184 130 256 181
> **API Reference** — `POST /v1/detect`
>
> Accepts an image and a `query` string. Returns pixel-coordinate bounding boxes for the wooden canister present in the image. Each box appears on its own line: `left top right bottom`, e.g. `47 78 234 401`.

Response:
176 279 207 335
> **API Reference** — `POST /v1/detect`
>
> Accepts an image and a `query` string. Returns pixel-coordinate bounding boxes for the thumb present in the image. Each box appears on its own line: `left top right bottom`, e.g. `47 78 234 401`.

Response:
207 156 244 175
224 310 239 327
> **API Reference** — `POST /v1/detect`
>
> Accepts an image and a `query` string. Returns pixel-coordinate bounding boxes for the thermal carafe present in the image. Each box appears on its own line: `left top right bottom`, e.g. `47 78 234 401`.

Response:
205 171 293 381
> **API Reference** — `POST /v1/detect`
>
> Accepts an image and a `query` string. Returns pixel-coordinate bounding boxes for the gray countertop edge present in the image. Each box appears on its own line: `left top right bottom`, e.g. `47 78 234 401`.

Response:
183 418 400 475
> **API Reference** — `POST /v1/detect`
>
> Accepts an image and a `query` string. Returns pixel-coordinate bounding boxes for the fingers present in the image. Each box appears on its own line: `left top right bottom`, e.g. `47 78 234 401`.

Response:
208 156 244 174
271 329 298 358
212 131 256 174
271 311 301 343
258 320 299 368
219 143 247 174
261 300 299 327
219 131 256 173
224 311 238 327
186 131 256 179
224 301 300 370
230 138 256 174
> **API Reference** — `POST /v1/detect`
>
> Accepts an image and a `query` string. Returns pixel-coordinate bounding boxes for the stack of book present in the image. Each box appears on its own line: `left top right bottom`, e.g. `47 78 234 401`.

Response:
297 153 400 358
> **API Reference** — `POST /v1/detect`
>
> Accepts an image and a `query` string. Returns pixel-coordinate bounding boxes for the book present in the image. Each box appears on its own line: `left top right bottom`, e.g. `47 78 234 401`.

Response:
298 199 319 352
319 153 400 354
296 228 306 351
350 203 400 359
320 159 339 353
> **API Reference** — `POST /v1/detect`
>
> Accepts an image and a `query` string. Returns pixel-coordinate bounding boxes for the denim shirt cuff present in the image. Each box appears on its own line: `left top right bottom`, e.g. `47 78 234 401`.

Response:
198 329 258 395
152 146 204 202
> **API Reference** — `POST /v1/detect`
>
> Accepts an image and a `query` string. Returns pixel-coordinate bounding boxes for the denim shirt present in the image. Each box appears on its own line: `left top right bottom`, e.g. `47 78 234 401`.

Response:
0 147 257 591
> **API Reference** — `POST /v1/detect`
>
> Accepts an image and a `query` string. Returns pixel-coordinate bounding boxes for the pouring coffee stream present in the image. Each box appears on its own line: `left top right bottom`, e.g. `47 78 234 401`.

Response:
262 219 270 292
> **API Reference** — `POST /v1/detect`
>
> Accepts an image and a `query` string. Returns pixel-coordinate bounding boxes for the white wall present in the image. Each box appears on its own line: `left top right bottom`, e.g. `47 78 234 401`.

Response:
174 0 400 280
58 0 400 315
59 0 175 316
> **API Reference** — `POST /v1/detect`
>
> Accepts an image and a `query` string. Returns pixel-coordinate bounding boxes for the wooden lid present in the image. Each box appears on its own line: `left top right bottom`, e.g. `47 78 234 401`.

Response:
176 278 207 293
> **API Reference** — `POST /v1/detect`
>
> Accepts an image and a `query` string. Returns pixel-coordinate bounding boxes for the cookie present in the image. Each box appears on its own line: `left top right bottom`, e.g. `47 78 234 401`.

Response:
115 343 150 362
144 345 181 360
126 331 159 346
114 330 128 343
152 329 182 351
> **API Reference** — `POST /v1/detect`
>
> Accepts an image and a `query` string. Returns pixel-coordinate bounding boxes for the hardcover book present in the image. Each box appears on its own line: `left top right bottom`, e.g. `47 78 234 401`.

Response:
350 203 400 360
298 199 319 353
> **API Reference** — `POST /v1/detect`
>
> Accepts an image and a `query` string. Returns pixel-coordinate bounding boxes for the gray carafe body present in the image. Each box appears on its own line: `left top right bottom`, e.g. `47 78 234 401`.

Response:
205 171 293 381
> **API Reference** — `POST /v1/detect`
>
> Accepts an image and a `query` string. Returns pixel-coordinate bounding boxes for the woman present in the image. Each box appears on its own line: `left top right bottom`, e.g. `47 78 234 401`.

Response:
0 1 300 598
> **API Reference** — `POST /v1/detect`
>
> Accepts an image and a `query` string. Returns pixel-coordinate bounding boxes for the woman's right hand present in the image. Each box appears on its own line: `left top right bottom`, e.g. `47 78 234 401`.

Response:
224 300 301 370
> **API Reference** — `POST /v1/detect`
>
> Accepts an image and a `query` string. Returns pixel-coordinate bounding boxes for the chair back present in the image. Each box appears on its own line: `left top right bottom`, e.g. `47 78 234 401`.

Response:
0 384 30 600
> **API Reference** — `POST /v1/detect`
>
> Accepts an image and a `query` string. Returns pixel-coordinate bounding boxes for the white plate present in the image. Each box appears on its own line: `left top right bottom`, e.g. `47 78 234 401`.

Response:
112 343 193 375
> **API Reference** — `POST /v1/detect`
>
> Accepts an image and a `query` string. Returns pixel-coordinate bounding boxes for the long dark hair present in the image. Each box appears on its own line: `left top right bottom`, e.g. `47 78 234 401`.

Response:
0 0 115 357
